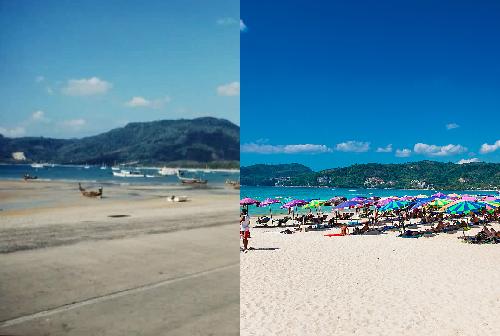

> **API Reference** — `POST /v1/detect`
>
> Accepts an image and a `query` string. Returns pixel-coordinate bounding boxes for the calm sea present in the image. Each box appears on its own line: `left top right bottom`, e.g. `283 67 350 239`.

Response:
0 164 239 186
241 185 499 215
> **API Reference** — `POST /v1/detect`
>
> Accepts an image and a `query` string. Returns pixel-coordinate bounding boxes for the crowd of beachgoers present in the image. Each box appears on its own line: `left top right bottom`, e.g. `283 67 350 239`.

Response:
240 192 500 246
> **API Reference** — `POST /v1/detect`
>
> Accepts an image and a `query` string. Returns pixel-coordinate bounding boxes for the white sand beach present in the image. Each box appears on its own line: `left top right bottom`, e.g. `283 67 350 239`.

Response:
241 216 500 336
0 180 239 335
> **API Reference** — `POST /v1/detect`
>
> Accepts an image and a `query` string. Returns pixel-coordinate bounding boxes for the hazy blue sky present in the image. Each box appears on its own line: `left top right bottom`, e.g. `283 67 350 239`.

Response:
241 0 500 169
0 0 239 138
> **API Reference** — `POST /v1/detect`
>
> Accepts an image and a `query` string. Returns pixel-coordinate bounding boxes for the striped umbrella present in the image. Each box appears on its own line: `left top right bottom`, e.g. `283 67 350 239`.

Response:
444 201 484 214
379 200 410 212
478 201 499 211
427 198 451 207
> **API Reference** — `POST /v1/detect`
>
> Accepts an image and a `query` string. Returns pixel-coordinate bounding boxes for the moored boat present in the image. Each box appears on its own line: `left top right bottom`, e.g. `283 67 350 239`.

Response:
177 170 207 185
112 170 145 177
158 167 179 176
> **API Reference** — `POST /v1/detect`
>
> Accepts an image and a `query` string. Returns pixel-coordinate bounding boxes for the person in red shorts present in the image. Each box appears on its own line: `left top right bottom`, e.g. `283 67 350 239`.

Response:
240 209 251 251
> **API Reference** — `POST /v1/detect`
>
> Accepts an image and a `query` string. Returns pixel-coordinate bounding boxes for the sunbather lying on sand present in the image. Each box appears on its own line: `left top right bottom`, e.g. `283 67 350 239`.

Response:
432 221 447 232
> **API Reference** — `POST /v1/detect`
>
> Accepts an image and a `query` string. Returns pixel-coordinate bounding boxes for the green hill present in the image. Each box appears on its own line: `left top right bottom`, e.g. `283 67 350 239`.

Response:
0 117 239 168
240 163 313 186
241 161 500 190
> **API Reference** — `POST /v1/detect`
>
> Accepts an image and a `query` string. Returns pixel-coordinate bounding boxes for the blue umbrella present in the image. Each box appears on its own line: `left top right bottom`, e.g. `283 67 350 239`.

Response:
333 200 362 209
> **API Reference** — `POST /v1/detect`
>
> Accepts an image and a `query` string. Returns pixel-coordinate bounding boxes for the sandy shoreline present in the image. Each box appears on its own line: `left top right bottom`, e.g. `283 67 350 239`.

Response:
241 217 500 336
0 180 239 335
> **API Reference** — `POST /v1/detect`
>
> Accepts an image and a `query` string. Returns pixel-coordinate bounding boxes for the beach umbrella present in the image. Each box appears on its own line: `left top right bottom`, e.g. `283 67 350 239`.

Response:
432 192 447 198
461 196 477 202
258 198 281 207
376 197 397 207
444 201 484 215
302 200 327 213
281 199 307 219
333 200 362 209
416 194 429 198
240 197 260 215
282 199 307 208
410 201 428 211
427 198 451 207
258 198 281 218
350 196 366 201
477 202 499 211
240 197 259 206
447 193 460 199
379 200 410 212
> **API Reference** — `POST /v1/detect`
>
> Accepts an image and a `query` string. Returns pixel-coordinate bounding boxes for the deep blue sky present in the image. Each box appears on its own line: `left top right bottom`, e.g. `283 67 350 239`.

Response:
0 0 239 138
241 0 500 170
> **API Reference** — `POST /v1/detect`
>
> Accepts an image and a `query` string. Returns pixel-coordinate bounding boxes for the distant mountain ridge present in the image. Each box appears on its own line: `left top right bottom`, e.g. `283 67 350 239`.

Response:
241 161 500 190
241 163 312 186
0 117 239 168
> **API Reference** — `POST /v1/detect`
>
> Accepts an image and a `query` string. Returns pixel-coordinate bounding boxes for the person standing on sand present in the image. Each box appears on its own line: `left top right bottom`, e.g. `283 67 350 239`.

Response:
240 210 251 252
340 224 349 236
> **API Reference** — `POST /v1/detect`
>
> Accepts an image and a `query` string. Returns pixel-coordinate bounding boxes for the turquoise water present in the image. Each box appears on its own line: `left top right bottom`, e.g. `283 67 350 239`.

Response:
241 186 499 215
0 164 239 186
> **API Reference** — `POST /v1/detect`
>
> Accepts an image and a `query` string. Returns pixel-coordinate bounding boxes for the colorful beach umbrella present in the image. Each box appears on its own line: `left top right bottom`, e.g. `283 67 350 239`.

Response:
240 197 259 206
258 198 281 218
282 199 307 208
478 202 499 211
427 198 451 207
376 197 397 207
258 198 281 207
333 200 362 209
444 201 484 214
432 192 447 198
379 200 410 212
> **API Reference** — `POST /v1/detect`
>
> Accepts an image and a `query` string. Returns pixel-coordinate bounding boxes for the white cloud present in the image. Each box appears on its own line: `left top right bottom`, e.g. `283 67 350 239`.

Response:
241 143 332 154
126 96 150 107
240 19 248 32
335 141 370 152
125 96 171 108
217 82 240 96
457 158 481 164
35 76 45 83
0 126 26 137
31 110 47 122
61 119 86 129
446 123 459 130
413 143 467 156
480 140 500 154
376 144 393 153
217 17 238 25
46 87 54 95
61 77 112 96
395 148 411 157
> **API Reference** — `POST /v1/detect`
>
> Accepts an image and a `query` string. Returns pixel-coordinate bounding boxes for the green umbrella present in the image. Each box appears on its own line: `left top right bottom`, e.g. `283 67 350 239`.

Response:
428 198 451 207
379 200 409 212
444 201 484 214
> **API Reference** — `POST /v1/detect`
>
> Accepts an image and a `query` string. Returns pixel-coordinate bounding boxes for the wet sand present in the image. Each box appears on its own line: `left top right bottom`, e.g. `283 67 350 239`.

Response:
0 180 239 335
